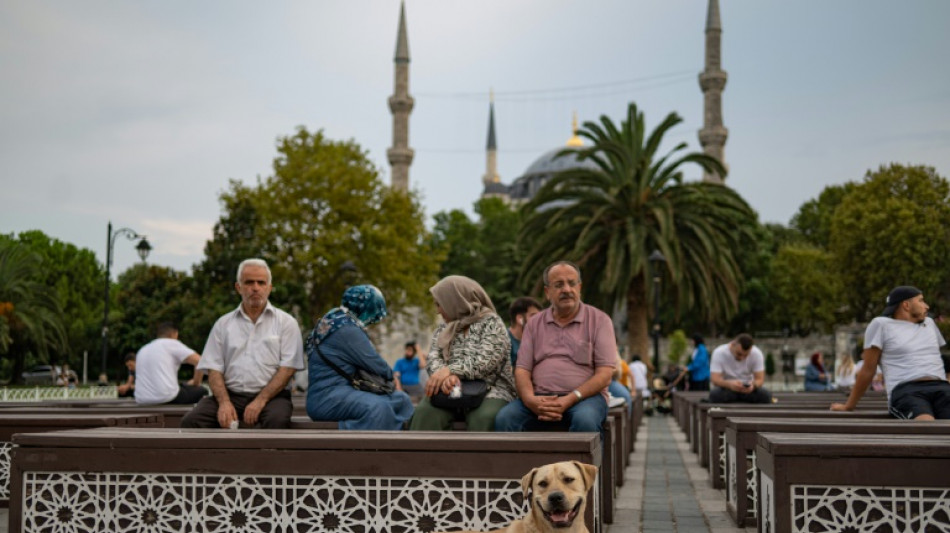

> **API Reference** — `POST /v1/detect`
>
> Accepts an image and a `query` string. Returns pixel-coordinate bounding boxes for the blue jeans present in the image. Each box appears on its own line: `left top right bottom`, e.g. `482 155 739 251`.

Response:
608 380 634 418
494 394 608 433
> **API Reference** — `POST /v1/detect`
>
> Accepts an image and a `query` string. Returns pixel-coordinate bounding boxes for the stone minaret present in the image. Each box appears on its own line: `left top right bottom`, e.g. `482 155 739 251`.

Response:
482 92 500 187
698 0 728 184
388 1 414 191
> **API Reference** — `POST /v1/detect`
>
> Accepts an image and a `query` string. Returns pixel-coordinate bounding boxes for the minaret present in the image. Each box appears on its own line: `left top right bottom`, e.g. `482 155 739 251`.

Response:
698 0 728 184
482 91 500 187
388 1 414 191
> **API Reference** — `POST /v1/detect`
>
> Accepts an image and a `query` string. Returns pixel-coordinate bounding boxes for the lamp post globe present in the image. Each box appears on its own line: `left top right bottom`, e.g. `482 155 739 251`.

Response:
100 222 151 380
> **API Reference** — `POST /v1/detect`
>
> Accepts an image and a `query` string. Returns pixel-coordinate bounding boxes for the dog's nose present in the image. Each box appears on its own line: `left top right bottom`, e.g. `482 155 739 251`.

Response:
548 491 565 505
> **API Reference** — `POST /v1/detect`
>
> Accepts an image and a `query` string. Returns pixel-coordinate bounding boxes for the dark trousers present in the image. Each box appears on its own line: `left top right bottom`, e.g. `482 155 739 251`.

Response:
180 389 293 429
168 384 209 405
708 386 772 404
689 379 710 392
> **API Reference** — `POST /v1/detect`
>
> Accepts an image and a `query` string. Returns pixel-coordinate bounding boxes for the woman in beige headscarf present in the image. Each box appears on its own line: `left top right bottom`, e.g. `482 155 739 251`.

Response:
409 275 516 431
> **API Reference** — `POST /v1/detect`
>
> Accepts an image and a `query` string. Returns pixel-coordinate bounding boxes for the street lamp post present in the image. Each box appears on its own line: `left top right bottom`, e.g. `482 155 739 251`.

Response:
648 249 667 376
100 221 151 379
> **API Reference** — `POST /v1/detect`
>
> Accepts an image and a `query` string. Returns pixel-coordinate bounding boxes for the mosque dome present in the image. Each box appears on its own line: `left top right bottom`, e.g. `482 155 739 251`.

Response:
508 145 597 203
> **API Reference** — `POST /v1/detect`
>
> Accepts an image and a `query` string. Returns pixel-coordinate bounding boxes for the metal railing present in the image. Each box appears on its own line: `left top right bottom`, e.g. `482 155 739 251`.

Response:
0 387 118 402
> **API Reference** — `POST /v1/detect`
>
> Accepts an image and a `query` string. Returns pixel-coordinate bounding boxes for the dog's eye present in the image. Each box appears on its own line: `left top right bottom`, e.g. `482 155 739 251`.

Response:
563 476 575 484
537 480 548 488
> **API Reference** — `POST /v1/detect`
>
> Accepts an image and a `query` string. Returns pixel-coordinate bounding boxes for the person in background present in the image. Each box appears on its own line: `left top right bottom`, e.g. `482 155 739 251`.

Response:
608 354 634 417
507 297 542 367
804 351 832 391
835 351 857 392
629 354 649 405
394 341 426 403
686 334 710 391
134 322 207 405
709 333 772 404
306 285 413 430
117 352 136 397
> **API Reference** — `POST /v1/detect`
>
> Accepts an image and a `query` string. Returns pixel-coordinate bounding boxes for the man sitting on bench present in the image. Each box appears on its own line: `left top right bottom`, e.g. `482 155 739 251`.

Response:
708 333 772 404
832 286 950 420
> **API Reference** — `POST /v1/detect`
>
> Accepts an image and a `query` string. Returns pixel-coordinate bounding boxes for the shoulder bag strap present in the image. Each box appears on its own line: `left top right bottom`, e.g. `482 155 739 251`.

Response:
314 343 359 388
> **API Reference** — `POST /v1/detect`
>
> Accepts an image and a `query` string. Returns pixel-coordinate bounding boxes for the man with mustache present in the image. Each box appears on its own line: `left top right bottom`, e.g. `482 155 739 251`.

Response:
495 261 617 433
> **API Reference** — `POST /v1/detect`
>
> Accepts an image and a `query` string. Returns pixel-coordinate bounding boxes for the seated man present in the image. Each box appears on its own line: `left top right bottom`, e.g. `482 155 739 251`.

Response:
117 353 136 397
708 333 772 404
180 258 304 429
495 261 617 433
832 286 950 419
134 322 207 405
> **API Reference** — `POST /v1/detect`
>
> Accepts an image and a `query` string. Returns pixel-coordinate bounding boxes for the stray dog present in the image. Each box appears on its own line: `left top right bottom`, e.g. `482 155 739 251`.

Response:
440 460 598 533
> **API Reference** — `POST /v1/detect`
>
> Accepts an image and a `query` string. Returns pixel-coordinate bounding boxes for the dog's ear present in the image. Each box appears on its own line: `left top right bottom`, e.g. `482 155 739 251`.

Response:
571 461 598 492
521 467 538 499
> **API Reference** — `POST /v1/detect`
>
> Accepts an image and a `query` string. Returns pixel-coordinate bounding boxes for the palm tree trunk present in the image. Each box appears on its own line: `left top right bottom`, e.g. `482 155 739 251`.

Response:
625 275 651 371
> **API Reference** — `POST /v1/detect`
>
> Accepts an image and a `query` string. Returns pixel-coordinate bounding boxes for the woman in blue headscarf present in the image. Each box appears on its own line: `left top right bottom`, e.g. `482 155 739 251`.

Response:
306 285 413 430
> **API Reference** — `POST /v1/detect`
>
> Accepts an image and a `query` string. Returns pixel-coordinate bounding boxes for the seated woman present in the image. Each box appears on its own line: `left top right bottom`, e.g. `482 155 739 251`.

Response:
409 275 515 431
804 352 832 391
306 285 413 430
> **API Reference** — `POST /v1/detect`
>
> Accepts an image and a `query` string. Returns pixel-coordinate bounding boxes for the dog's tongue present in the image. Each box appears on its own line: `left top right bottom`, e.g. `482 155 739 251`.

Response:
550 511 572 523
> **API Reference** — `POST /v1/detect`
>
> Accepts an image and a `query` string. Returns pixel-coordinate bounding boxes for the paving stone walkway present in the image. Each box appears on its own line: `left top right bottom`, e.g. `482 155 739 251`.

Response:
609 414 755 533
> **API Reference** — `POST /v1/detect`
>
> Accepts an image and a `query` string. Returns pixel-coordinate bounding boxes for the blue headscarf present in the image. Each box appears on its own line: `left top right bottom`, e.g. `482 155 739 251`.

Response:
306 285 387 350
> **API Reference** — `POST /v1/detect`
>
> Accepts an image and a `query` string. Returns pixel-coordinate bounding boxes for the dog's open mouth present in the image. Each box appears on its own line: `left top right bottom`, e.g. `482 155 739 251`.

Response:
540 499 582 528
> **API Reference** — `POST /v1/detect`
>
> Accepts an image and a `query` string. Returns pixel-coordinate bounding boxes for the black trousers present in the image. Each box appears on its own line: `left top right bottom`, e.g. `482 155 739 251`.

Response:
708 386 772 404
180 389 293 428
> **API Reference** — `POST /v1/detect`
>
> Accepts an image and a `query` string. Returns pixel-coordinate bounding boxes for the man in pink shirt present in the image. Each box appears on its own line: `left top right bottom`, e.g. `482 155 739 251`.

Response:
495 261 618 432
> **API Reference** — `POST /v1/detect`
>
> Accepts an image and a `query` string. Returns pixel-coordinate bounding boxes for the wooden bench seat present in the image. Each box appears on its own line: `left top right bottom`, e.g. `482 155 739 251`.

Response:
756 432 950 533
0 413 162 507
704 407 890 488
10 428 603 533
725 418 950 528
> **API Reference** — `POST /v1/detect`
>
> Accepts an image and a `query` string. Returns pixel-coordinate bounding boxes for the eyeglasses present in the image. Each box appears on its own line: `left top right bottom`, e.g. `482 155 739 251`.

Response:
547 280 580 290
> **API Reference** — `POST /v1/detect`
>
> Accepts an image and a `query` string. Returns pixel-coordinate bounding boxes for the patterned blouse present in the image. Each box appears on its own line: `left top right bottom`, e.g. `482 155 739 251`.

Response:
426 313 516 402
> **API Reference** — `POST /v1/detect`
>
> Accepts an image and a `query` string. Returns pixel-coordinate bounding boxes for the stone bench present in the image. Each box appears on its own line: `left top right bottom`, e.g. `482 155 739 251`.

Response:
10 428 603 533
725 417 950 527
704 407 891 489
0 413 163 507
756 432 950 533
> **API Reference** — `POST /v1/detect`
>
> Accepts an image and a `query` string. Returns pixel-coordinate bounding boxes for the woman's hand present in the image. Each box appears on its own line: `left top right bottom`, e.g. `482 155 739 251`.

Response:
425 367 456 396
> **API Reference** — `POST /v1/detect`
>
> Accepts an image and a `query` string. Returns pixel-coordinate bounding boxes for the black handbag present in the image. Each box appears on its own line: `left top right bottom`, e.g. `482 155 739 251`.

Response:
315 345 394 395
430 379 489 410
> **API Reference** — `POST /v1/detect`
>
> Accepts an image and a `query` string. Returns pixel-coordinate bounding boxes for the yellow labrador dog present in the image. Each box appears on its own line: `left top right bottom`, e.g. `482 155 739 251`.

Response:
442 461 598 533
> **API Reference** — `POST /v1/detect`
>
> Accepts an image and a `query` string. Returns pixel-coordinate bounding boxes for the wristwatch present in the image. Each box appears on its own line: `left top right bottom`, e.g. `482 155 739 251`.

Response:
571 389 583 401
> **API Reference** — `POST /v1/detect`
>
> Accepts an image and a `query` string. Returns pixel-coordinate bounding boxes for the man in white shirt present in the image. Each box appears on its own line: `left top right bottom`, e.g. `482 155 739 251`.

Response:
629 354 649 400
134 322 206 405
709 333 772 403
832 286 950 420
180 259 305 429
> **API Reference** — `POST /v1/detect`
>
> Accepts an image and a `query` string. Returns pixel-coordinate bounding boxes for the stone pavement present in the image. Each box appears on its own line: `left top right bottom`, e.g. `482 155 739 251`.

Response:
609 414 755 533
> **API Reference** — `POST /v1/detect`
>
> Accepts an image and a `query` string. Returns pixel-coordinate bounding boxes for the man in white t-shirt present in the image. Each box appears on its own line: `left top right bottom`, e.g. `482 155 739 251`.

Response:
709 333 773 404
629 354 649 399
832 286 950 419
135 322 207 405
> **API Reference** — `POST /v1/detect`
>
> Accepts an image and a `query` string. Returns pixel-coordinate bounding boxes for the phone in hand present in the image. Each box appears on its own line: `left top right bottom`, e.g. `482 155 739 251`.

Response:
741 381 751 389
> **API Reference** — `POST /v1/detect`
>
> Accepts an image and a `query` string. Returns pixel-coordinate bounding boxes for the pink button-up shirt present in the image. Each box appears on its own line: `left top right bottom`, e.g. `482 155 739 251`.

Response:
516 303 618 398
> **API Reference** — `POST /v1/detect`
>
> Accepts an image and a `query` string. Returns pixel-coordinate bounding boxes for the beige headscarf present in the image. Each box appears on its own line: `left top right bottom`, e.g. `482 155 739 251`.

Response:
430 275 496 357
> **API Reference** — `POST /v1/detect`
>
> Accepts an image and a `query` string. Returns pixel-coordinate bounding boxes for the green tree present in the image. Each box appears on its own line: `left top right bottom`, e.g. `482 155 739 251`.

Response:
519 102 757 359
10 231 103 372
430 197 525 313
769 244 842 333
790 183 857 249
203 127 441 326
830 164 950 321
0 239 68 383
667 329 688 365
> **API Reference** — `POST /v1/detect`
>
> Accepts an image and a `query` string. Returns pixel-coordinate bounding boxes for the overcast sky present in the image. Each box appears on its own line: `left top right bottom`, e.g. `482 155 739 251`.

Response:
2 1 948 277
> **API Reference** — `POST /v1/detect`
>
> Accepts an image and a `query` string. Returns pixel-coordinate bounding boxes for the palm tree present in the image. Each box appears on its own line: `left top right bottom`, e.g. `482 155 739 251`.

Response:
0 241 67 382
518 102 756 362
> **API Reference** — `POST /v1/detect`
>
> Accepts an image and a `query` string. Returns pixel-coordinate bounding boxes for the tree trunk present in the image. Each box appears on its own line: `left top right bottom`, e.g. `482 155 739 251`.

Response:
625 275 651 372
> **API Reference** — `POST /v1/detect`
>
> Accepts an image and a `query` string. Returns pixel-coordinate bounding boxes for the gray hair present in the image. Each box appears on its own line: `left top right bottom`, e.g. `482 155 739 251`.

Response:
236 258 272 285
542 260 582 286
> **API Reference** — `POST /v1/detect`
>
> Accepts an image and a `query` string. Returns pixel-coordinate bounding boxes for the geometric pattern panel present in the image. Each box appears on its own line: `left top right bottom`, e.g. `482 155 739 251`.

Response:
791 485 950 533
22 473 529 533
0 386 117 402
727 443 737 509
746 450 757 523
0 442 12 500
761 473 774 533
718 432 726 487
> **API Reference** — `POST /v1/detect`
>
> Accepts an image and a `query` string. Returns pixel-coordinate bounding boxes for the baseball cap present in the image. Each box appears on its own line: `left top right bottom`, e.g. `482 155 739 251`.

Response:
880 286 922 317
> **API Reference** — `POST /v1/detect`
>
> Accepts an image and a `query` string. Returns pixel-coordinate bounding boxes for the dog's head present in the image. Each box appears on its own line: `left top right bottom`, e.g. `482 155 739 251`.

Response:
521 461 597 529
